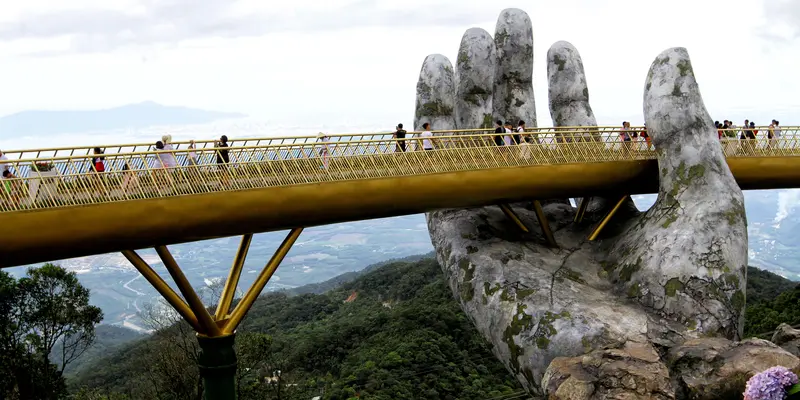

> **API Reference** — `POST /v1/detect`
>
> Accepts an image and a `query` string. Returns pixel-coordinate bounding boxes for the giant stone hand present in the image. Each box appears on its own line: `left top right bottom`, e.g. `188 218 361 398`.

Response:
415 7 798 399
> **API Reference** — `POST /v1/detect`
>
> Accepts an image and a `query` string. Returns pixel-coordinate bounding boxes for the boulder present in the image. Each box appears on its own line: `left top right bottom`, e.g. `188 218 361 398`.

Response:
667 337 800 399
771 323 800 356
455 28 496 130
542 341 675 400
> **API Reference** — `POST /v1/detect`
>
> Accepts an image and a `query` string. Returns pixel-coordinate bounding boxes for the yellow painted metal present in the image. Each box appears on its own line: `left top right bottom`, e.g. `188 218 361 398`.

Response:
2 127 800 266
498 204 529 233
154 246 223 337
0 125 633 160
121 250 203 333
532 200 558 247
214 234 253 320
574 197 591 223
588 196 629 241
224 228 303 334
0 126 797 214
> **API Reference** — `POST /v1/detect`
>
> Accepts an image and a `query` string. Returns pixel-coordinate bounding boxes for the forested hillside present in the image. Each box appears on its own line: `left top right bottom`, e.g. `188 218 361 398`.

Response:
70 261 799 399
73 258 525 399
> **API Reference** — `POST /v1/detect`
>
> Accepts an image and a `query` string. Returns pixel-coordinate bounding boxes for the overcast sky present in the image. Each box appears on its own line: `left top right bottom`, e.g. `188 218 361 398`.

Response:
0 0 796 127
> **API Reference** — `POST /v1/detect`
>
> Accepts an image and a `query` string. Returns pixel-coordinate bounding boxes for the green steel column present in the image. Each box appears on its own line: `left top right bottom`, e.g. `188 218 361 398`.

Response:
197 333 238 400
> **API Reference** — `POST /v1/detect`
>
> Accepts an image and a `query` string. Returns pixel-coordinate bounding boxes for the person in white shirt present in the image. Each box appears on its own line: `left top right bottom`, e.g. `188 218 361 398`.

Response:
420 123 434 150
503 121 513 146
515 120 526 144
0 149 8 174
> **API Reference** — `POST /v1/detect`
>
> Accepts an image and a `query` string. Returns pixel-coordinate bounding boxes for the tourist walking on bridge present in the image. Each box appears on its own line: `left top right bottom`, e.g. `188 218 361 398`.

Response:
494 120 505 147
161 135 179 168
317 132 331 170
215 135 230 186
187 140 198 166
619 122 633 153
0 149 8 174
393 124 407 152
2 170 20 209
420 123 435 151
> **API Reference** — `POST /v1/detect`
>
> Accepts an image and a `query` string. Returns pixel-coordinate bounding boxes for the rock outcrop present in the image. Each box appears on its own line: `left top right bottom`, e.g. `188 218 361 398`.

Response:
493 8 536 128
414 54 456 133
667 338 799 399
416 8 791 399
772 323 800 356
455 28 495 130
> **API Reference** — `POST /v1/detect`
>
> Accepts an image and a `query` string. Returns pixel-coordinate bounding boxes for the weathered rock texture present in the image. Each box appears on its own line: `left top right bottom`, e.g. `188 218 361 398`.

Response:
493 8 536 127
667 338 799 399
415 9 778 398
547 41 601 142
414 54 456 133
542 341 675 399
608 48 748 340
772 323 800 356
455 28 496 130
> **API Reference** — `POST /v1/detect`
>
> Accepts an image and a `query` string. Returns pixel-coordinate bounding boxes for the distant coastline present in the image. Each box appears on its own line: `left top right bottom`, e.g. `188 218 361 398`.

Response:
0 101 247 137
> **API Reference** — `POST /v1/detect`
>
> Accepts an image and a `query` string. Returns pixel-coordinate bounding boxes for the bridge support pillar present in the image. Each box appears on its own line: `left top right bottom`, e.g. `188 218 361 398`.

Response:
498 203 530 233
532 200 558 248
120 227 304 400
574 197 592 223
198 333 238 400
588 196 628 241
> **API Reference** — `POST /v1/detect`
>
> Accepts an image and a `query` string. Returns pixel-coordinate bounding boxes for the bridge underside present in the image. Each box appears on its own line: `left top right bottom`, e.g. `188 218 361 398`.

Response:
0 156 795 268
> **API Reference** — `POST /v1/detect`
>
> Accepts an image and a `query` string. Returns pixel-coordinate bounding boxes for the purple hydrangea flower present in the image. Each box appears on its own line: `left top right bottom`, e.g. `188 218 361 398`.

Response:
744 366 799 400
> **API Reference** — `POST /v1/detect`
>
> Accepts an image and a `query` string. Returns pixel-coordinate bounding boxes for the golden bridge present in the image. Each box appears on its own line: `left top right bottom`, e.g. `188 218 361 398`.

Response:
0 125 797 342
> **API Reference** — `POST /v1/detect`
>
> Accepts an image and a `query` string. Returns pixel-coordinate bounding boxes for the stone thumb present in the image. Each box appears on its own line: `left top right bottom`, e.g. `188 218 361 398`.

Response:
609 47 748 339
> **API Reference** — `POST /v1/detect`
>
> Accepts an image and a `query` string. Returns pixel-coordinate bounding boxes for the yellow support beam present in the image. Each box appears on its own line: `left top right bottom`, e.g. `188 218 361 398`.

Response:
498 204 529 233
224 227 303 334
214 234 253 320
532 200 558 248
154 246 222 337
574 197 592 223
588 196 628 241
121 250 202 333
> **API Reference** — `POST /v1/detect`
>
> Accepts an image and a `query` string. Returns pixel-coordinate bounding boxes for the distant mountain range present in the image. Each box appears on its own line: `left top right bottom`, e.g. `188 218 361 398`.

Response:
0 101 246 136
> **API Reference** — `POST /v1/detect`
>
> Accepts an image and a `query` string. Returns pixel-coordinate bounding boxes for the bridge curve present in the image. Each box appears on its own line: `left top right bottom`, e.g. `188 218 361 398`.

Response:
1 126 797 267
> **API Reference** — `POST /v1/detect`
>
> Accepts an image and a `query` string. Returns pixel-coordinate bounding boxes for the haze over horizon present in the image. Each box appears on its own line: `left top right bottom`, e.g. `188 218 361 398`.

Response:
0 0 794 128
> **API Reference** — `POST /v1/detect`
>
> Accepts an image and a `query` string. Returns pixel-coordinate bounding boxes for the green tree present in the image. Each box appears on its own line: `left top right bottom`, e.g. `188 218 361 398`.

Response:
0 263 103 399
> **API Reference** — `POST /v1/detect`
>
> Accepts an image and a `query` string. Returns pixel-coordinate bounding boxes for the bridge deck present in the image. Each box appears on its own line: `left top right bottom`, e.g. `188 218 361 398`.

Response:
1 126 798 267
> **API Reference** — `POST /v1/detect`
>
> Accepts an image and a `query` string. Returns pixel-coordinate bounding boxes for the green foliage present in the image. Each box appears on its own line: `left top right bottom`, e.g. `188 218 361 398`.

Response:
74 258 520 399
69 260 800 399
746 266 797 305
0 263 103 399
745 283 800 337
742 266 800 337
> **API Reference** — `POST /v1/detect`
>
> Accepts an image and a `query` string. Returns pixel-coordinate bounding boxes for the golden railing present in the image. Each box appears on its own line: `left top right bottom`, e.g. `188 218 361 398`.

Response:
0 126 798 213
0 126 639 159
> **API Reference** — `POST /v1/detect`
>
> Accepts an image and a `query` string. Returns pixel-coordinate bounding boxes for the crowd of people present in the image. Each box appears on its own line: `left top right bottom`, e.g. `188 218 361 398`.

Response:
715 119 782 143
0 120 792 208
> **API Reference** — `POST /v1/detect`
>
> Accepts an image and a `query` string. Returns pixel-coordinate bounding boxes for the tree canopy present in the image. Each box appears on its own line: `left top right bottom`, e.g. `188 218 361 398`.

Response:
0 263 103 399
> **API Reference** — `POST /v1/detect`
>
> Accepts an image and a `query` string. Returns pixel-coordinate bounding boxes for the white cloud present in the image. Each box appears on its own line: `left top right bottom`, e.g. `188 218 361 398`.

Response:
0 0 794 131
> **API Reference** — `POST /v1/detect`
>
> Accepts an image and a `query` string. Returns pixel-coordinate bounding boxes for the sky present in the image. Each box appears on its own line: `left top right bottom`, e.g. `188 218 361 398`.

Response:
0 0 797 129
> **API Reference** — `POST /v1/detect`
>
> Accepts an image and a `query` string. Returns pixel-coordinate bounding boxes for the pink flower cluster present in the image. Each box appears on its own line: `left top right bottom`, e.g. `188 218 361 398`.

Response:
744 366 799 400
